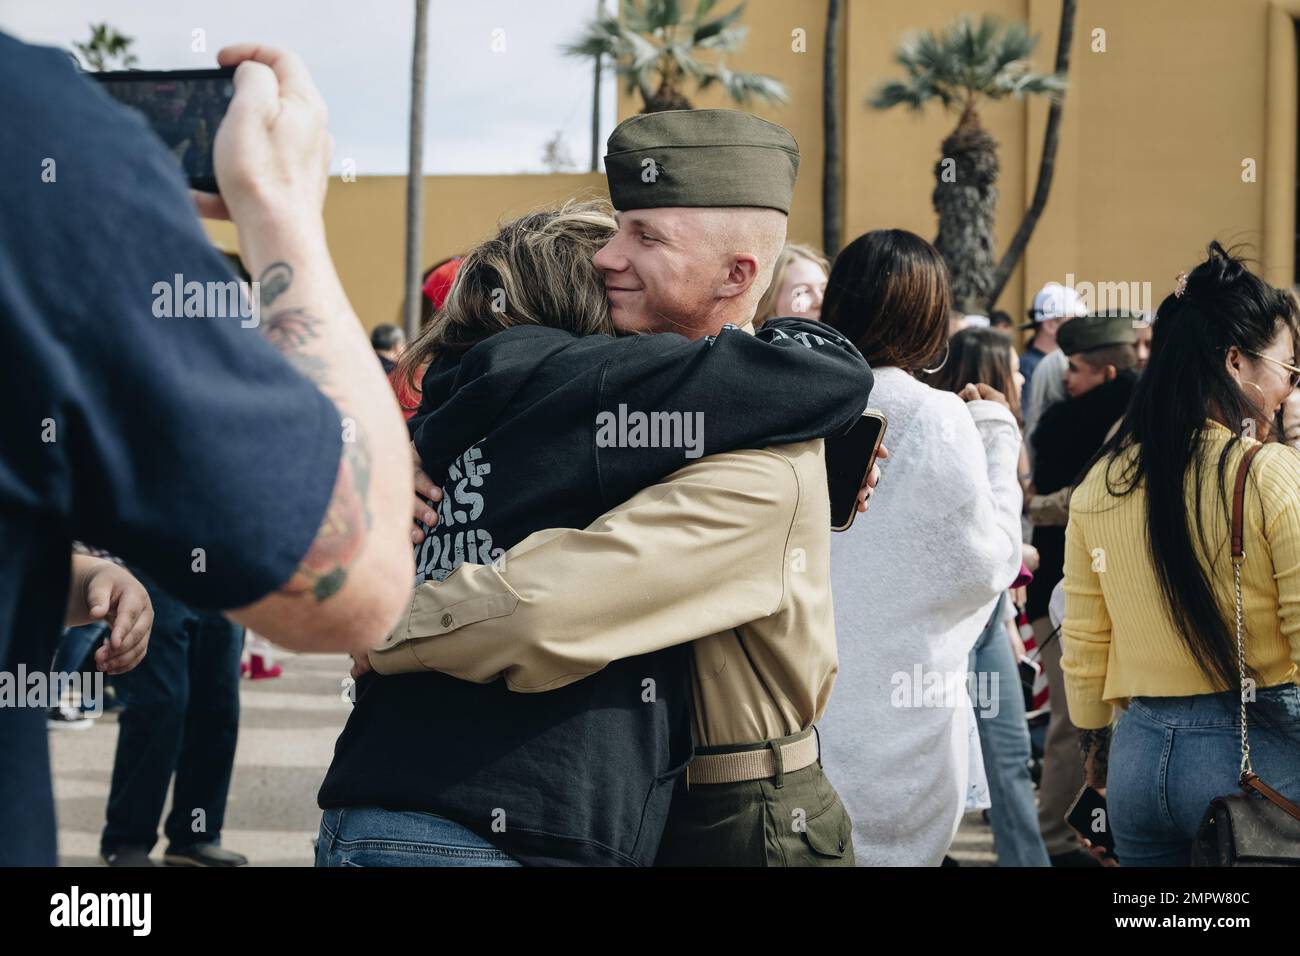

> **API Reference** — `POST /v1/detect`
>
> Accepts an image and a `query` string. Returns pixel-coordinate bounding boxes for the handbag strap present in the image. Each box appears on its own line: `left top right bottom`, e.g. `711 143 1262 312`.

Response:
1230 444 1263 562
1231 443 1264 780
1242 772 1300 824
1227 442 1300 823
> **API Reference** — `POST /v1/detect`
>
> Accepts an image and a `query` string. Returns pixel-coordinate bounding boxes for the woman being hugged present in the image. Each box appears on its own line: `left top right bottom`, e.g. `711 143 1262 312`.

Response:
1064 241 1300 866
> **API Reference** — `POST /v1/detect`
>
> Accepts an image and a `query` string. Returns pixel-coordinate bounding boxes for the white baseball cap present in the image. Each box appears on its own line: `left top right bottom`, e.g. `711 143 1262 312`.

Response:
1022 282 1088 328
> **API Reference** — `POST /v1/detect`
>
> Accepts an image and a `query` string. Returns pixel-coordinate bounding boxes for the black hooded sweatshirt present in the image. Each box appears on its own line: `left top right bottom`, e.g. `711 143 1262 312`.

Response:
318 319 873 866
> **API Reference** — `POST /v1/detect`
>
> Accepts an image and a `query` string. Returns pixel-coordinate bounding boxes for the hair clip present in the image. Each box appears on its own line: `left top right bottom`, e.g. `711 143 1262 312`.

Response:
1173 271 1189 298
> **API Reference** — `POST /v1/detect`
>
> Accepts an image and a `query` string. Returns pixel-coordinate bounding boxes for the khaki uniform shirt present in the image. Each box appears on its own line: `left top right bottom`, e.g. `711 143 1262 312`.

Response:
370 439 838 747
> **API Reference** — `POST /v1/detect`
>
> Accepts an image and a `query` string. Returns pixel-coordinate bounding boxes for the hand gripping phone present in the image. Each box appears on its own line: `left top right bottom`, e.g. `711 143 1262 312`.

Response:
826 409 887 532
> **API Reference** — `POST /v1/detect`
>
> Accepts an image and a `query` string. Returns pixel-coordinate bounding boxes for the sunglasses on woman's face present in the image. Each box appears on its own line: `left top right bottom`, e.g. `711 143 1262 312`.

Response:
1248 351 1300 390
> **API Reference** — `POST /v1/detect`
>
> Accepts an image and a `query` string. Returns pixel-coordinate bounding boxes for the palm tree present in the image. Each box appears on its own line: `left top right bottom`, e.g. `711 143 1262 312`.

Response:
871 16 1064 311
403 0 430 339
987 0 1078 309
564 0 787 114
822 0 843 257
73 23 138 72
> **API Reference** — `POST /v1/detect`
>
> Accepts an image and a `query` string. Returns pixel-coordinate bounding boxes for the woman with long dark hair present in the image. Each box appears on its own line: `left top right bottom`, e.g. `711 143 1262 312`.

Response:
819 230 1024 865
1063 241 1300 866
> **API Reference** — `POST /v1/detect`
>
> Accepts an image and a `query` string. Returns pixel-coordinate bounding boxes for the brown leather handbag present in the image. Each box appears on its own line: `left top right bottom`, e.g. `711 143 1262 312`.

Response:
1192 444 1300 866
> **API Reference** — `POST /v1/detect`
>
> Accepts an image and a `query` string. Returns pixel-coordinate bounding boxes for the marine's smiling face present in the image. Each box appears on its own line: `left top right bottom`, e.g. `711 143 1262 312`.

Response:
592 208 723 336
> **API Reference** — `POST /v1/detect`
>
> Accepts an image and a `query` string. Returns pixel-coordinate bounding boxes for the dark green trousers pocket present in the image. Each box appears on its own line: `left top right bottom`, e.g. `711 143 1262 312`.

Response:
766 767 855 867
656 763 855 867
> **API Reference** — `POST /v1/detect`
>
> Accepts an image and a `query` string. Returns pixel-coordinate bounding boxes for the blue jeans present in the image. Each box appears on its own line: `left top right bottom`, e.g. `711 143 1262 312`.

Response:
1109 685 1300 866
101 574 244 854
315 807 521 867
970 594 1051 866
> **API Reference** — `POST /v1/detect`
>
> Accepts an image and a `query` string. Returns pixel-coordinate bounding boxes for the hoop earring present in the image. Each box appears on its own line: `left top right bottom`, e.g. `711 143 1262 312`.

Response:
921 342 950 375
1243 380 1267 403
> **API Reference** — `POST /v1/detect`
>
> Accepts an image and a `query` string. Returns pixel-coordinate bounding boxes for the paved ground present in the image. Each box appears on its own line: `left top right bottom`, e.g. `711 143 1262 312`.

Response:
50 651 997 867
50 650 351 867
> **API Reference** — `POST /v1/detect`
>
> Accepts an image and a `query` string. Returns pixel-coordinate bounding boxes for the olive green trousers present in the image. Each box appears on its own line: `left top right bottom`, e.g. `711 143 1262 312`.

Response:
655 759 855 867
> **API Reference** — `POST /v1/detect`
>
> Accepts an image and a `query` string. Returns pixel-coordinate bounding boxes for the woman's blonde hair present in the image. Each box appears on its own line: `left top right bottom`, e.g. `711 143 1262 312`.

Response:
398 197 618 395
754 242 831 324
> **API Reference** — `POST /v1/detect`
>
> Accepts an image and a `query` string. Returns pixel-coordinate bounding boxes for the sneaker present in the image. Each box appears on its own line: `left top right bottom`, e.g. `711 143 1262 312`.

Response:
102 846 156 867
47 706 94 730
163 843 248 867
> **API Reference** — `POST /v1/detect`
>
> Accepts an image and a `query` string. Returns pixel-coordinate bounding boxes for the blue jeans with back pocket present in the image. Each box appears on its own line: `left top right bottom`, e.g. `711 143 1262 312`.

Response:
1107 684 1300 866
315 807 522 867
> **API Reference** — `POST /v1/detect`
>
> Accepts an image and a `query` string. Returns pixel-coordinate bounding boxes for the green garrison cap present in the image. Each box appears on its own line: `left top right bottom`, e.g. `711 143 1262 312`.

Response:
604 109 800 214
1057 313 1139 356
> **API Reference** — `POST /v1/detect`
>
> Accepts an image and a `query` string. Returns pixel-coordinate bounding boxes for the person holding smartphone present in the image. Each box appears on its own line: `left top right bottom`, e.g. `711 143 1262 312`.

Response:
0 36 413 866
817 229 1024 867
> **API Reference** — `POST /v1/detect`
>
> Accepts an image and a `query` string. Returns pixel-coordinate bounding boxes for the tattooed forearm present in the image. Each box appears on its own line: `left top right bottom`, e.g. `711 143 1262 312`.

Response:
262 307 328 384
282 429 371 602
345 428 373 531
255 261 377 603
259 261 293 310
1079 726 1112 787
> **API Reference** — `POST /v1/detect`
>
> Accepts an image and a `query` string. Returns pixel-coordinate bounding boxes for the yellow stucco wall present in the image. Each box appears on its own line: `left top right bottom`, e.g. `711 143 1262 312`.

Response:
207 0 1295 332
1021 0 1276 316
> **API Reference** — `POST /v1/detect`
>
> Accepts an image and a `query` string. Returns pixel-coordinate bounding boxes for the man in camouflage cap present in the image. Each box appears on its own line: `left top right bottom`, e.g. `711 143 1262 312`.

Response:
390 110 869 866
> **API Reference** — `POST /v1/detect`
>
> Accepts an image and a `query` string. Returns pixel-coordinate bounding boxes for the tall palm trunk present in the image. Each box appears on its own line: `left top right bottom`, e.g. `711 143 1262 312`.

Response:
985 0 1078 310
933 105 999 312
822 0 843 257
403 0 430 339
590 0 604 171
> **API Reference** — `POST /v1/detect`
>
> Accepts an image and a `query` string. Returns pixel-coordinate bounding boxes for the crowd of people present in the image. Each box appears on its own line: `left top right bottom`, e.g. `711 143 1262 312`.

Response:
5 31 1300 870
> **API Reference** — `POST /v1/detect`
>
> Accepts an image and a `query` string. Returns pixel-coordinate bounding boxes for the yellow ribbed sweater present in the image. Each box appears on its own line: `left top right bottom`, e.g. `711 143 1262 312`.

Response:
1062 421 1300 729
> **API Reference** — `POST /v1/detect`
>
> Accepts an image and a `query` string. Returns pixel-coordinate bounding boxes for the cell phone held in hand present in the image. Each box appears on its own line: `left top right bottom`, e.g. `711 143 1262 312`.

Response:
92 68 236 193
1066 784 1118 861
826 409 887 532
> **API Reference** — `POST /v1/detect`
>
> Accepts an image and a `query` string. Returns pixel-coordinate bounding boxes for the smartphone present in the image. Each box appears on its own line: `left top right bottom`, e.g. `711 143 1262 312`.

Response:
1066 785 1118 860
92 68 236 193
826 409 887 532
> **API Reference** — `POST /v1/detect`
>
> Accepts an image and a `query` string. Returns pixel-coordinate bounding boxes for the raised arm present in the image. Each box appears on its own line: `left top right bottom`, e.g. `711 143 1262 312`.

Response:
929 393 1024 608
594 320 871 503
370 448 799 689
206 45 413 652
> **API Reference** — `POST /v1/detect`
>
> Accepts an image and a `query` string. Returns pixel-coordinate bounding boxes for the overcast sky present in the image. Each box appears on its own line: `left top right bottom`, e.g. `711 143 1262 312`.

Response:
1 0 618 175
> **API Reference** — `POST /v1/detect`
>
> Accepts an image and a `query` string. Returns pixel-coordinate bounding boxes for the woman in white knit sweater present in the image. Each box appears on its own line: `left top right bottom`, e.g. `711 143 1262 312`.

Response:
819 230 1024 866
